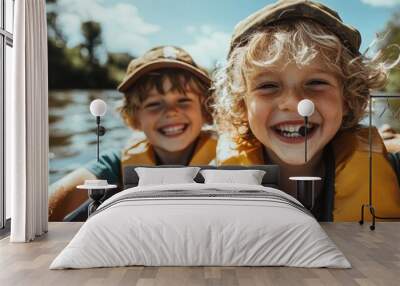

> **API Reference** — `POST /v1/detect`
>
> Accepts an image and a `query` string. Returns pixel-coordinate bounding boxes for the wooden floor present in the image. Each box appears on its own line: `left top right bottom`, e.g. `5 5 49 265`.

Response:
0 222 399 286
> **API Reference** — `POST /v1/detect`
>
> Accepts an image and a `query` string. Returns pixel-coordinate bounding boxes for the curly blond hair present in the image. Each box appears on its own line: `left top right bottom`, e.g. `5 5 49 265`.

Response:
213 19 392 145
118 68 213 129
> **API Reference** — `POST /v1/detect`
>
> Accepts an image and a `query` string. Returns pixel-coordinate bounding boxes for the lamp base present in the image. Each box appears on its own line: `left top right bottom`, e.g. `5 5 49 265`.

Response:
359 203 376 231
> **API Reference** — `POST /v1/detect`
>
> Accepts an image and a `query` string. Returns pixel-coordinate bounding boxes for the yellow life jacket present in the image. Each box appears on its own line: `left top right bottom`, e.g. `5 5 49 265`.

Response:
121 130 217 169
217 127 400 221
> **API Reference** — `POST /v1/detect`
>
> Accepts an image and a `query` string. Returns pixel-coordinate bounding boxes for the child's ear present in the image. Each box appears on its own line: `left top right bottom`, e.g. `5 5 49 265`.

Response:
201 115 208 126
131 115 143 131
342 101 350 115
242 97 249 121
200 95 214 125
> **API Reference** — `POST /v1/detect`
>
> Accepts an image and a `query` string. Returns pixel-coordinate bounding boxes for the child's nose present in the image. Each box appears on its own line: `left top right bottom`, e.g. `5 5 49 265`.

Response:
164 103 179 117
277 89 304 112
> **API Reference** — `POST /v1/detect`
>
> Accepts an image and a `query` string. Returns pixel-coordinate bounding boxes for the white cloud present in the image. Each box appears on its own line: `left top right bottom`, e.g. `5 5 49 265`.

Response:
49 1 231 68
360 0 400 7
185 26 196 34
183 25 231 69
53 0 160 56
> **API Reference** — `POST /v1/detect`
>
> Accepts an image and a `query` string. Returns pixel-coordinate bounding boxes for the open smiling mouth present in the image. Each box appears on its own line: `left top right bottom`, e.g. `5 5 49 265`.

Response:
157 124 189 137
271 122 319 144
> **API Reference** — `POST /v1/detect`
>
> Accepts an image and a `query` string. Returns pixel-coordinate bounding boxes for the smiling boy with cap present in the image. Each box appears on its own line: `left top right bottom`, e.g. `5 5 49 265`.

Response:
116 46 216 168
213 0 400 221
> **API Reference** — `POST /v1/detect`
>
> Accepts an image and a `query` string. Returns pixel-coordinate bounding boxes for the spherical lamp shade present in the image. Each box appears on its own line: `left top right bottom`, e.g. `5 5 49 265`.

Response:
297 99 315 117
90 99 107 117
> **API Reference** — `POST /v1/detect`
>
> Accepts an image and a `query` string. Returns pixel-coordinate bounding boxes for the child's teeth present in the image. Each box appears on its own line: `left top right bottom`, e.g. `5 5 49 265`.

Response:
278 124 313 132
161 124 185 135
279 125 302 132
283 131 301 138
275 123 315 138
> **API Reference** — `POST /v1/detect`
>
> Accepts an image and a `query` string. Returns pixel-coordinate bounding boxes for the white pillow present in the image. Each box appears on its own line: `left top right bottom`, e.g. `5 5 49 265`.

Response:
135 167 200 186
200 169 266 185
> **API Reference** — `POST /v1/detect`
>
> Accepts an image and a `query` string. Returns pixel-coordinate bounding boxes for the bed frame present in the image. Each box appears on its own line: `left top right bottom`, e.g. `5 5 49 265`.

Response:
123 165 280 190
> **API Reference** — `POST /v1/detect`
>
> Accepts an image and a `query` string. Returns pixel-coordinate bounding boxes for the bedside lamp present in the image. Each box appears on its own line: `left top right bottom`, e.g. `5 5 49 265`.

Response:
290 99 320 211
90 99 107 162
74 99 116 218
297 99 315 163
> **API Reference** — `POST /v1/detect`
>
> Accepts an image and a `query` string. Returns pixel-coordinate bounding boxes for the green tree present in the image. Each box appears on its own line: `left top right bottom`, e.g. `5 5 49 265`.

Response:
107 52 135 83
81 21 103 66
46 1 131 89
46 0 75 89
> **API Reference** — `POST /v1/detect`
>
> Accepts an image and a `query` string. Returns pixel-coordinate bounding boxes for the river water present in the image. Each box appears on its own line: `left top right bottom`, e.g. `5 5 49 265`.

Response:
49 90 144 184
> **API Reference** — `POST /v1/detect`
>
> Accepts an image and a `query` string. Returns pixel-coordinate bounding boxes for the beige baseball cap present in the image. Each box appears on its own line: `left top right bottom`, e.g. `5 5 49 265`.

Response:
117 46 211 92
230 0 361 56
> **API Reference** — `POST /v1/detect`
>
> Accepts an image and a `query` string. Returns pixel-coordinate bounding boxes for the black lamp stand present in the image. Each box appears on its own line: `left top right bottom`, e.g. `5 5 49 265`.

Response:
359 93 400 230
304 116 308 163
96 116 106 162
299 117 309 163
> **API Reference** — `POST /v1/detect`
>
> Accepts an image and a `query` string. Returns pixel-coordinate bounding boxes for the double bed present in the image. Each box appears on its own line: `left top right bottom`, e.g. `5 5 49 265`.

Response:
50 165 350 269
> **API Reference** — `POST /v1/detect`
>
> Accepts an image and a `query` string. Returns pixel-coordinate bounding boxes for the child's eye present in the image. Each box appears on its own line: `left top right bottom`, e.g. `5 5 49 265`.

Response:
256 83 279 91
305 79 331 91
306 80 329 86
177 98 193 106
178 98 192 103
144 102 162 110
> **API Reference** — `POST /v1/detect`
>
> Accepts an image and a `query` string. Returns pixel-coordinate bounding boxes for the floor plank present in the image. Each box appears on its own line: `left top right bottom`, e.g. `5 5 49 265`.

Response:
0 222 399 286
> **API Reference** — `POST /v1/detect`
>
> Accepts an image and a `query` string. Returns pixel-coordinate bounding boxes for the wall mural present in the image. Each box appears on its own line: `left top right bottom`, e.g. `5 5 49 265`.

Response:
47 0 400 223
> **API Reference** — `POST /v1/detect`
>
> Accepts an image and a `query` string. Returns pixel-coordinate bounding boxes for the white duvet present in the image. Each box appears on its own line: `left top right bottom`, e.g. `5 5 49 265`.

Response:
50 183 350 269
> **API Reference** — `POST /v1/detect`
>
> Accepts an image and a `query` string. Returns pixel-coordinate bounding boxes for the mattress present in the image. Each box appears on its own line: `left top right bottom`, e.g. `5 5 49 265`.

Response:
50 183 350 269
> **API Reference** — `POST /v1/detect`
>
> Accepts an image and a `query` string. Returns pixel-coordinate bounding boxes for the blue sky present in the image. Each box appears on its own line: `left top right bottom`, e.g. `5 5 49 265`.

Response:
50 0 400 68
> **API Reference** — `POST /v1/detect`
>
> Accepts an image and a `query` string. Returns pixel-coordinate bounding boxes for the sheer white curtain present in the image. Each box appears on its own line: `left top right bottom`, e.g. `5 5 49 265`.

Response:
7 0 48 242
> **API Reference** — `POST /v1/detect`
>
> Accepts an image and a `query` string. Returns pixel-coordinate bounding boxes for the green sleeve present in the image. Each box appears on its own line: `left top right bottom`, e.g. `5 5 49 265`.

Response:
388 152 400 187
84 148 122 185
